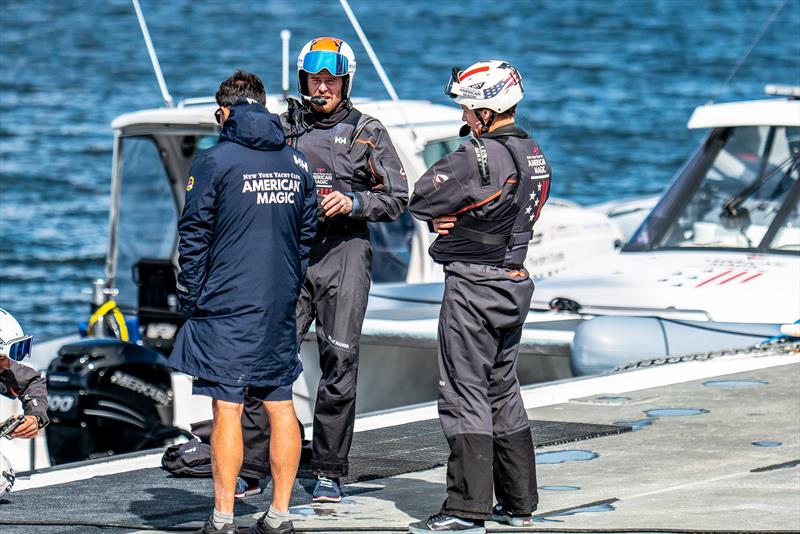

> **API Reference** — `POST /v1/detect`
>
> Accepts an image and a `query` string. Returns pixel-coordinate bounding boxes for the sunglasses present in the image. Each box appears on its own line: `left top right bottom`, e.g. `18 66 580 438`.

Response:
214 107 225 125
0 335 33 361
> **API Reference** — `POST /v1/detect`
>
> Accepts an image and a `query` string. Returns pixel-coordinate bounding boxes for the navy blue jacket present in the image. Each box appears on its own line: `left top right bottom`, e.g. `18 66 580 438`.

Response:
169 102 317 388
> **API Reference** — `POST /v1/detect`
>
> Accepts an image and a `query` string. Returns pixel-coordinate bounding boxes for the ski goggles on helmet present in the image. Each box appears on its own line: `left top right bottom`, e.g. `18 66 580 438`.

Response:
0 335 32 361
302 50 350 77
444 67 483 100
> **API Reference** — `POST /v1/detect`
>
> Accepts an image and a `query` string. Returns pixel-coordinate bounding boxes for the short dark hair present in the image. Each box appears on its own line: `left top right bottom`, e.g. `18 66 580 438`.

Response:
497 105 516 120
215 70 266 107
475 105 516 121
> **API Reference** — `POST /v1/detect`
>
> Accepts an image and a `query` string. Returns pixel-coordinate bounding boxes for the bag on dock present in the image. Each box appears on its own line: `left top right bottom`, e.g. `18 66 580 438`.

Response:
161 437 211 477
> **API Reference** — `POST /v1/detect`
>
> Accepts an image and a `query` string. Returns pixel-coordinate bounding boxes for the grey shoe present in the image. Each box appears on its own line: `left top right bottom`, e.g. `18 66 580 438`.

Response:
491 503 533 527
312 475 343 502
196 516 238 533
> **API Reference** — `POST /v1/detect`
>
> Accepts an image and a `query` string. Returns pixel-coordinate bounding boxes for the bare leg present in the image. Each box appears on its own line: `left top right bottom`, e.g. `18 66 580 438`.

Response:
263 399 301 511
211 399 245 515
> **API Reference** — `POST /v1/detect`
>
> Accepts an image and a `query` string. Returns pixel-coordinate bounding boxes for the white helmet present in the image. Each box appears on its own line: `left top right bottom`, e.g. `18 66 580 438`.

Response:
445 60 524 113
297 37 357 99
0 453 14 495
0 309 31 362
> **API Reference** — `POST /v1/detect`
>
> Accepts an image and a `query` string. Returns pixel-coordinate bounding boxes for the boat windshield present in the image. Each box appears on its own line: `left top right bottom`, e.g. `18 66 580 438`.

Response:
114 134 217 308
115 137 179 308
626 125 800 253
422 136 463 167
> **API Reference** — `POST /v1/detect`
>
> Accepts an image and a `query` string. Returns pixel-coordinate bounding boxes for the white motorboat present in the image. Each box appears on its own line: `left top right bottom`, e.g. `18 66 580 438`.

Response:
533 85 800 374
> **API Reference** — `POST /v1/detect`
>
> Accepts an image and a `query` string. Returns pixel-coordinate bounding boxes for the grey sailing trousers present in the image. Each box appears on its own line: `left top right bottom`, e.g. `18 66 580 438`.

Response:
437 261 538 520
240 231 372 479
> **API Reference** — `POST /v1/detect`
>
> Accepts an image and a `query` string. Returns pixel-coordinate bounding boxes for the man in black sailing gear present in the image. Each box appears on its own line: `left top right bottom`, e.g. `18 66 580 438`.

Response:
240 37 408 505
407 60 551 534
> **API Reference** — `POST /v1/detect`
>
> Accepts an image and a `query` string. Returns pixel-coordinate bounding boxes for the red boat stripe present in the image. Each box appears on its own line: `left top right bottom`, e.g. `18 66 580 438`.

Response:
738 272 763 284
695 270 732 288
718 271 748 285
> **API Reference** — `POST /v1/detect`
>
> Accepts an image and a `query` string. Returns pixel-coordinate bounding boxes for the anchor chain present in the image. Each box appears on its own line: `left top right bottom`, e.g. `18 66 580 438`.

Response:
613 339 800 372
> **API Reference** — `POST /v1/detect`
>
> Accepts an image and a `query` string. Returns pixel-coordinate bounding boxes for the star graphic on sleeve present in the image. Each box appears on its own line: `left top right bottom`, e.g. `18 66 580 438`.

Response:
537 182 542 191
525 205 532 214
529 191 536 201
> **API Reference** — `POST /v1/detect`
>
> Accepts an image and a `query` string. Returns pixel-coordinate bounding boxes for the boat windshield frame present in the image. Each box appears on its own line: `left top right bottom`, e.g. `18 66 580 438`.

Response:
623 126 800 255
105 125 219 306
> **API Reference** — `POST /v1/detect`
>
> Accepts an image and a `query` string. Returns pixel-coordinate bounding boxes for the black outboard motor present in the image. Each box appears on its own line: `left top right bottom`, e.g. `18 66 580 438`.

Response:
45 338 183 465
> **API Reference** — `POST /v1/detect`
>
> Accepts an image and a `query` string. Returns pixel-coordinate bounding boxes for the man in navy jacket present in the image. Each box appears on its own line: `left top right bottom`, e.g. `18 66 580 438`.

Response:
169 70 316 534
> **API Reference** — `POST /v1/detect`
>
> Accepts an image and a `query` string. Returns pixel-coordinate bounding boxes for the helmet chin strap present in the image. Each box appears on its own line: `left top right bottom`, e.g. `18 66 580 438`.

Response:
477 110 497 135
460 109 496 137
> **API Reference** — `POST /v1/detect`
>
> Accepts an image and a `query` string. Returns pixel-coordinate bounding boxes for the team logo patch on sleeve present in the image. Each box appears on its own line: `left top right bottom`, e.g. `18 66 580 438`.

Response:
186 176 194 191
433 174 450 190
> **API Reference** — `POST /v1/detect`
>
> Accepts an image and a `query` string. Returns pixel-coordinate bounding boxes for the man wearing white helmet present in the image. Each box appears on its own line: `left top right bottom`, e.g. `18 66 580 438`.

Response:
0 309 49 440
1 309 48 497
241 36 408 504
408 61 550 533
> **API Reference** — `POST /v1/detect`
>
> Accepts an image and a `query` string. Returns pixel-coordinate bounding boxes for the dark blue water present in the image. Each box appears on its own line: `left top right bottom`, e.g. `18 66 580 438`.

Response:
2 0 799 337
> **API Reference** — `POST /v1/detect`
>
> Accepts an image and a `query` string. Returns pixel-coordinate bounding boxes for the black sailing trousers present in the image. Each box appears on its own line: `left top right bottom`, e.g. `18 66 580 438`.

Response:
241 232 372 479
437 262 538 521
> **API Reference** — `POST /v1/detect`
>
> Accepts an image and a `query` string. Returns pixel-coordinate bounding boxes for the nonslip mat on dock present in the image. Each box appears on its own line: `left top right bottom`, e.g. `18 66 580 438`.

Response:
301 418 630 484
0 419 629 533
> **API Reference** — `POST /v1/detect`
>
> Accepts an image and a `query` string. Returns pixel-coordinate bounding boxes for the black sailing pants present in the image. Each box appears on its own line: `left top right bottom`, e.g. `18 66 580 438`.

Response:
437 262 538 521
241 232 372 479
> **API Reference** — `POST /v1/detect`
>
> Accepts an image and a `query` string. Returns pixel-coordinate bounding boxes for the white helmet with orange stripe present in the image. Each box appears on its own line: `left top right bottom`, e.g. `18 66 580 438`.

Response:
297 37 357 99
445 60 524 113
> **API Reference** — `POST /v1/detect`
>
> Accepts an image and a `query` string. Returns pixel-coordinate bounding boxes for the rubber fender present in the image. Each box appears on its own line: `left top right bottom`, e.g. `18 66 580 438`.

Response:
570 317 667 376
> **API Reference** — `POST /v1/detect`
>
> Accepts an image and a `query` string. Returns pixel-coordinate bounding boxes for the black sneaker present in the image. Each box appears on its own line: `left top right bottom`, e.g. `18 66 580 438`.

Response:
196 516 238 533
408 513 486 533
239 512 295 534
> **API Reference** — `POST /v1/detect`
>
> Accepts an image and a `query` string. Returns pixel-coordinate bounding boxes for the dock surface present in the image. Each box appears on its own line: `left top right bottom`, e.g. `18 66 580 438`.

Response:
3 345 798 533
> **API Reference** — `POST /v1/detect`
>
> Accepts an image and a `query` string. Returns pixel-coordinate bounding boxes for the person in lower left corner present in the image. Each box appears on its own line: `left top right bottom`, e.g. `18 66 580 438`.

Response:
0 308 49 440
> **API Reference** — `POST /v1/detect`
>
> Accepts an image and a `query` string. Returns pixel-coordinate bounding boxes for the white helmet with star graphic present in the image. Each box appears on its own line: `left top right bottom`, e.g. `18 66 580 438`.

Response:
445 60 524 113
